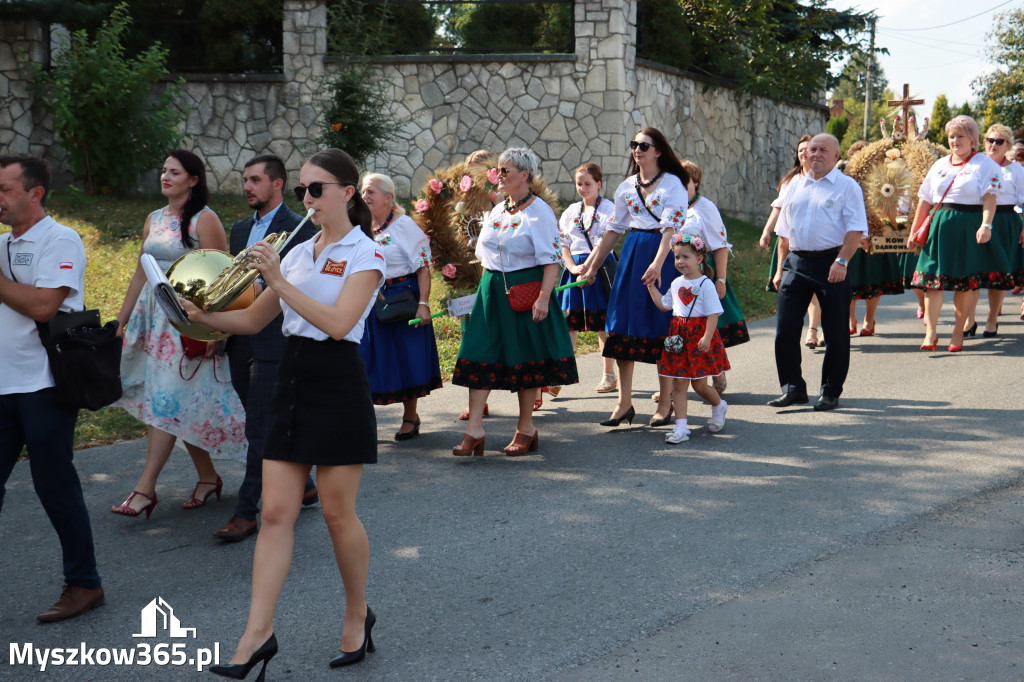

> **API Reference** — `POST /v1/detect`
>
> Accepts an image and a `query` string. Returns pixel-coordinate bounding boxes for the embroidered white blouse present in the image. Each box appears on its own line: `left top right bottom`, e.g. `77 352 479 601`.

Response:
680 196 731 252
373 213 433 279
475 199 562 272
992 161 1024 206
918 154 1002 204
661 276 723 318
279 227 385 342
608 173 688 234
559 197 615 255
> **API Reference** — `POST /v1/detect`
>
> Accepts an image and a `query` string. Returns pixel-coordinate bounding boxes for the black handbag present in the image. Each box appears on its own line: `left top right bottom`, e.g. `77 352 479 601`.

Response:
578 218 618 298
37 311 123 411
374 287 419 324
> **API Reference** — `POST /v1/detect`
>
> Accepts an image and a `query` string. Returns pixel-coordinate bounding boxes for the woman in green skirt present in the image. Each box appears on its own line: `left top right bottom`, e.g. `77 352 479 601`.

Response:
451 148 578 456
909 115 1002 352
847 245 903 335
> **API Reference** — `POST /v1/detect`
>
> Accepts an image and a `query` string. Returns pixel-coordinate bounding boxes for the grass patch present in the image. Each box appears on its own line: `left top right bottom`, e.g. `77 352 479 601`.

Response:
7 193 773 450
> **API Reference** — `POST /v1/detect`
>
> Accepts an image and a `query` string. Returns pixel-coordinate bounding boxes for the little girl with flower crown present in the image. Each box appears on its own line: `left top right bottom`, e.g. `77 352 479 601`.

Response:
647 233 730 443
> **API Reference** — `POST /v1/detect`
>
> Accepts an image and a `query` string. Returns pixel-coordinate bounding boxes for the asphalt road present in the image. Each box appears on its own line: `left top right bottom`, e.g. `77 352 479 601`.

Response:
2 291 1022 681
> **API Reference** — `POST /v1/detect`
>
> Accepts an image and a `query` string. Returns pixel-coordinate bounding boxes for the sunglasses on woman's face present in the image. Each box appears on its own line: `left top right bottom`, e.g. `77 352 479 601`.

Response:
498 167 524 176
985 137 1008 146
293 181 346 201
630 141 652 152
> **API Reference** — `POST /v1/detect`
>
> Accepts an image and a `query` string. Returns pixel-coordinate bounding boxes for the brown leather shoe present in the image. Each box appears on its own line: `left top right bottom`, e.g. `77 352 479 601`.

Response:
301 486 319 506
212 516 258 542
37 584 105 622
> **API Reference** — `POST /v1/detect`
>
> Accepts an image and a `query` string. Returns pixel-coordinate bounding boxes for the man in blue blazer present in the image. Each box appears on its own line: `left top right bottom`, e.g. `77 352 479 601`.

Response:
213 154 318 542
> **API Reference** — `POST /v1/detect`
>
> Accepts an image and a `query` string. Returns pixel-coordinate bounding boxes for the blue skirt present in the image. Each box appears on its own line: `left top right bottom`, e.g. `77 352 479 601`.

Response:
359 275 443 405
558 252 616 332
603 230 675 364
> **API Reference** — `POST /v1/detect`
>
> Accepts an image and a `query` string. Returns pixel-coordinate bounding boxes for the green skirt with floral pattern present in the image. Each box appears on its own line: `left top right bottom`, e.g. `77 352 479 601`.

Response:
912 206 1015 291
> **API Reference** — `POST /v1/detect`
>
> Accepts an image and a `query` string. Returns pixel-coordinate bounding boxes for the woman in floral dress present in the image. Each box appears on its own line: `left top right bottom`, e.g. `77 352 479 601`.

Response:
111 150 246 519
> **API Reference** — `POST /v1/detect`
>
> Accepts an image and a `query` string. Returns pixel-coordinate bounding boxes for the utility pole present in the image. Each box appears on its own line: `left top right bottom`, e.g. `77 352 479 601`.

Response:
863 17 876 141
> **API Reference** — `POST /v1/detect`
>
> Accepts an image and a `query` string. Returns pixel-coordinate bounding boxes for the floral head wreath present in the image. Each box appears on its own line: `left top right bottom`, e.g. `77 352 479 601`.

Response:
673 232 705 252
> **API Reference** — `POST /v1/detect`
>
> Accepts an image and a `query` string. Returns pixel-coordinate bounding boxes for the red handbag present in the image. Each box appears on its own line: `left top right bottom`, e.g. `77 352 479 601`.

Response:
506 280 543 312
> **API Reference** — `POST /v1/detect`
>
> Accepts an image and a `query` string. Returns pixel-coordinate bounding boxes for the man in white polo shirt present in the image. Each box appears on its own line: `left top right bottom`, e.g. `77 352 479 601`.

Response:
0 154 105 622
770 134 869 411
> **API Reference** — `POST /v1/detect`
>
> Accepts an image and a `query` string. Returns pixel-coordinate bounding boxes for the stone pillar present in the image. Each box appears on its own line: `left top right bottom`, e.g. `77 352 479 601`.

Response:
574 0 637 175
278 1 328 169
0 20 51 156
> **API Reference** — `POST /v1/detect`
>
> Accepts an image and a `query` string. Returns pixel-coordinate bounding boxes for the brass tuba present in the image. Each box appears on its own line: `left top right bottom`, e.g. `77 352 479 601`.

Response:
166 208 315 341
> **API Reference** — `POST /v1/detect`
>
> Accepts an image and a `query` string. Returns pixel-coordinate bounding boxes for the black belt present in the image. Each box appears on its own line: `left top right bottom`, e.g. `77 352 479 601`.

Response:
937 203 1017 214
791 247 840 259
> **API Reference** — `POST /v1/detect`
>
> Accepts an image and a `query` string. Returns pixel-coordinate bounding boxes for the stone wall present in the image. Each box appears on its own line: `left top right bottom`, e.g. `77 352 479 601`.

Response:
3 0 826 220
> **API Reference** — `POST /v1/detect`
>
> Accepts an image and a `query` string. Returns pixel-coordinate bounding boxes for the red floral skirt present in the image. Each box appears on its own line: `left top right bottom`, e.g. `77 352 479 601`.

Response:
658 316 730 380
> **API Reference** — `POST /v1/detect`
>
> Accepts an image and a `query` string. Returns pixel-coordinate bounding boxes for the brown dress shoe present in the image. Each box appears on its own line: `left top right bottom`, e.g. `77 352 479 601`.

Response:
212 516 258 542
37 584 105 622
301 486 319 506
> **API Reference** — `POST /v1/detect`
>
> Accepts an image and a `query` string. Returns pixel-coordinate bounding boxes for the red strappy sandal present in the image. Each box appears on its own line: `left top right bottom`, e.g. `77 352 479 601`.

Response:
111 491 158 519
182 476 223 509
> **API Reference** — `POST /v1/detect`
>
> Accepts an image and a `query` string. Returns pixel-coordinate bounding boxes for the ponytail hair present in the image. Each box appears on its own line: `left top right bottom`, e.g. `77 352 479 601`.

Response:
166 149 209 249
304 148 373 238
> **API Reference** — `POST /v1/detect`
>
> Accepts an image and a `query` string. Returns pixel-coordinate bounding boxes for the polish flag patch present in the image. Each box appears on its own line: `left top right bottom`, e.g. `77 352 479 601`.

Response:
59 262 74 270
374 250 385 261
321 258 347 277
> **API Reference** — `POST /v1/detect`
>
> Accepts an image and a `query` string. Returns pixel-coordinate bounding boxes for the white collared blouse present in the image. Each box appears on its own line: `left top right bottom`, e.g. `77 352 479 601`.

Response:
475 199 562 272
373 213 433 280
608 173 688 234
559 197 615 256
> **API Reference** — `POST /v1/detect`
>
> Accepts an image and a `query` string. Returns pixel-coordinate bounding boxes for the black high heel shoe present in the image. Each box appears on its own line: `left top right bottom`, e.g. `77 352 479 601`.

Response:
964 322 978 337
649 408 675 427
329 607 376 668
983 324 998 338
209 634 277 681
600 405 635 427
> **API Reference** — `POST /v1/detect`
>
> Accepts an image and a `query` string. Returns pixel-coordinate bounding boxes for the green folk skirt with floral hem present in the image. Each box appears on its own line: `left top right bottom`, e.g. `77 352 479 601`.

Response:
452 266 579 391
912 206 1016 291
848 248 904 300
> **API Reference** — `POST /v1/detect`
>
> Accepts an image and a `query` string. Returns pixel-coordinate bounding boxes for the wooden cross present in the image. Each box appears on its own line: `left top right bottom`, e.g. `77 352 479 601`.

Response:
888 84 925 138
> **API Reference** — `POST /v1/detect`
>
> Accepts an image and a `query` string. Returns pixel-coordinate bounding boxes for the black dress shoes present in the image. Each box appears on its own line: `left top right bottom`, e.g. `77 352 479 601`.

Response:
766 391 808 408
813 395 839 411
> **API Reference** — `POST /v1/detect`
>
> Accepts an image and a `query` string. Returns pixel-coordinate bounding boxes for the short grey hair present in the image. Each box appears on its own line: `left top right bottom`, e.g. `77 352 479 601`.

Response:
498 147 541 183
945 115 980 151
363 172 405 215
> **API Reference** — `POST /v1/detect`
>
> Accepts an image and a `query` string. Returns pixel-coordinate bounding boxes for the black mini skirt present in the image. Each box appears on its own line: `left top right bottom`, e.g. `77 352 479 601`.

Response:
264 336 377 466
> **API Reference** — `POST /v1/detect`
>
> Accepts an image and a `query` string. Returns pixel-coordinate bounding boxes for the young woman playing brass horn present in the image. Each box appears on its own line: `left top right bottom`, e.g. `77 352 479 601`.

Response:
182 149 383 677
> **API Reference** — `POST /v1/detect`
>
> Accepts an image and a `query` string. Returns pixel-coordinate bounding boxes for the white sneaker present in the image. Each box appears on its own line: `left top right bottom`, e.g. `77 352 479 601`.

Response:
707 400 728 433
665 427 690 444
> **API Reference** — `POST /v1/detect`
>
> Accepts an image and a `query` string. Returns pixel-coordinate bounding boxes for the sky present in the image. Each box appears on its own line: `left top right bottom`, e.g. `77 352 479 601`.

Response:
824 0 1015 116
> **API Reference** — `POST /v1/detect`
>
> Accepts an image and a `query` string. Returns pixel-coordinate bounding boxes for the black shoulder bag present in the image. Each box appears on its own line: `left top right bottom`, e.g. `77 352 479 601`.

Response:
6 240 123 410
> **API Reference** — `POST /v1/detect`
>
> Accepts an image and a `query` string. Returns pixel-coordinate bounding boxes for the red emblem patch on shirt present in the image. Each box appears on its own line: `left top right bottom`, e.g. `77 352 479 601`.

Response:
374 250 385 261
677 286 697 306
321 258 347 277
59 261 74 270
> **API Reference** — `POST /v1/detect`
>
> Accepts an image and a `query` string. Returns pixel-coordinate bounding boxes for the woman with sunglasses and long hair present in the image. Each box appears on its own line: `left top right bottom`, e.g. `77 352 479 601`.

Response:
960 124 1024 337
111 149 245 519
451 147 578 456
582 128 688 428
183 149 384 677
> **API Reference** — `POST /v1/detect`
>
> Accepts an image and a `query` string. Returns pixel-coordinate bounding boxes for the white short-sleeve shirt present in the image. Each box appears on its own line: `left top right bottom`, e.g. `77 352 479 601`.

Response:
918 153 1002 204
475 199 561 272
774 167 869 251
993 161 1024 206
680 196 731 252
608 173 688 234
373 213 433 279
278 227 385 342
661 275 723 318
1 215 87 395
559 197 615 256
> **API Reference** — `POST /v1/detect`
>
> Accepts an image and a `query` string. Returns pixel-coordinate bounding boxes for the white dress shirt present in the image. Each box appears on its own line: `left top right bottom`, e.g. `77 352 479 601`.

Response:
1 216 87 394
279 227 385 342
775 167 869 251
475 199 561 272
374 213 433 279
608 173 688 234
559 197 615 256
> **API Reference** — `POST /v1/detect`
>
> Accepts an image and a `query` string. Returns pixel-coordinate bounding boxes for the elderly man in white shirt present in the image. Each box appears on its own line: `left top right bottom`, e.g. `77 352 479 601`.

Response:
769 134 869 411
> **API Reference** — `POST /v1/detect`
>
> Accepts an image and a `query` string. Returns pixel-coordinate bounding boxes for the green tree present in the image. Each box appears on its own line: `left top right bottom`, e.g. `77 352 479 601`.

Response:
826 116 849 144
0 0 111 30
445 1 571 52
23 3 186 194
927 94 952 144
972 7 1024 130
830 59 904 151
331 0 439 54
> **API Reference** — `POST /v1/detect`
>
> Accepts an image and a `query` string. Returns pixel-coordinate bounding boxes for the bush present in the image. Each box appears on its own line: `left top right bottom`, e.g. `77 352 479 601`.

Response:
24 2 186 194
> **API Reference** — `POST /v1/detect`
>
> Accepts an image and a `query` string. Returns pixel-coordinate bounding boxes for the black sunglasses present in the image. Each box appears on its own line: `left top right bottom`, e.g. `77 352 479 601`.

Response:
293 182 346 201
629 141 652 152
985 137 1008 145
498 166 524 176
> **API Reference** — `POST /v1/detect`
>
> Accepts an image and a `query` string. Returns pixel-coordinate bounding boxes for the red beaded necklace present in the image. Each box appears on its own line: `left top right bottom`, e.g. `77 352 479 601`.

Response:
949 151 975 167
